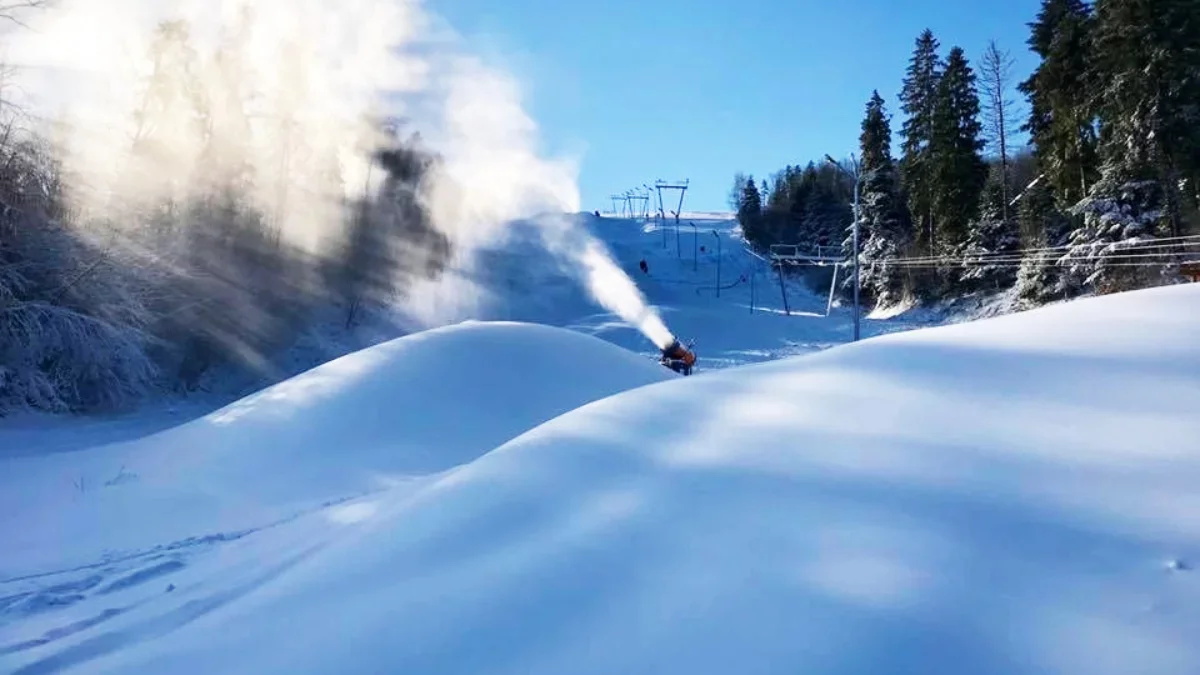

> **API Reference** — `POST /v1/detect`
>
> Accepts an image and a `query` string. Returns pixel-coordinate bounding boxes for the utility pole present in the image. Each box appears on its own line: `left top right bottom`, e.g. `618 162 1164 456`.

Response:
749 265 755 313
711 230 722 297
826 154 861 342
689 221 698 271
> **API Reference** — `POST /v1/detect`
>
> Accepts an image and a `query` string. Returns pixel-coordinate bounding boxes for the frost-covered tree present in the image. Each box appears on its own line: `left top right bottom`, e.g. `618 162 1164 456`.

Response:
1066 171 1177 294
0 138 157 413
1018 0 1098 207
338 123 447 328
727 172 748 213
1061 0 1200 293
960 168 1020 291
898 29 942 254
0 9 459 413
1014 177 1074 305
929 47 988 256
735 175 764 244
855 91 913 308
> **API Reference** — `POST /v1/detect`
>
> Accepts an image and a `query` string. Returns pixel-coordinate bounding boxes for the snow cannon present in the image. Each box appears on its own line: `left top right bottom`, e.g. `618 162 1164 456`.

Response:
660 338 696 376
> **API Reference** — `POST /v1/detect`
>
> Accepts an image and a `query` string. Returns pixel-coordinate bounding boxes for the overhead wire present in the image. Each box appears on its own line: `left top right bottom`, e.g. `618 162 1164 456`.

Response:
864 234 1200 266
766 234 1200 270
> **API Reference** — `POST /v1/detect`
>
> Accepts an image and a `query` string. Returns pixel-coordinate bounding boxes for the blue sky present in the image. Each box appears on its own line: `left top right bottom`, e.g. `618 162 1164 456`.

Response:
433 0 1044 212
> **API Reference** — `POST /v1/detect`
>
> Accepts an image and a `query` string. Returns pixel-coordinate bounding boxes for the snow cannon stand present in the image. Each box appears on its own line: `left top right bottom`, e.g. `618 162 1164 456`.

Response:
660 338 696 376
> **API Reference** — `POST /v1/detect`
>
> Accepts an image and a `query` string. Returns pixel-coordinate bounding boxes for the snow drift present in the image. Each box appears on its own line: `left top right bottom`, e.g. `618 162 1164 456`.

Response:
4 284 1200 675
0 322 672 578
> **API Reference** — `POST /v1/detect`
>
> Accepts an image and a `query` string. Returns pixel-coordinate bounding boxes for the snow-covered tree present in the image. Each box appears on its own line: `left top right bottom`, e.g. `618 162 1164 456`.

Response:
1065 169 1177 294
929 46 988 256
960 167 1020 291
1017 0 1098 207
855 91 913 308
0 141 157 413
735 176 764 244
898 29 942 255
1059 0 1200 294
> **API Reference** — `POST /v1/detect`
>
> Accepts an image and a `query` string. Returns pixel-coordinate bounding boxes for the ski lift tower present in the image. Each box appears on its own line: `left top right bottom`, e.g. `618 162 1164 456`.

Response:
768 244 844 318
628 187 650 221
638 188 653 220
655 179 689 258
624 190 639 219
610 194 625 217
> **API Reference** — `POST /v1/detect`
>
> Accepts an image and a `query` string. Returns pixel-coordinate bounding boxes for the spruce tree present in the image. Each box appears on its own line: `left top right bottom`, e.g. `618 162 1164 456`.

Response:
961 167 1021 291
898 29 942 255
766 167 791 213
929 47 988 256
1064 0 1200 293
1014 178 1073 305
856 91 913 307
736 176 764 244
1017 0 1098 207
805 181 850 251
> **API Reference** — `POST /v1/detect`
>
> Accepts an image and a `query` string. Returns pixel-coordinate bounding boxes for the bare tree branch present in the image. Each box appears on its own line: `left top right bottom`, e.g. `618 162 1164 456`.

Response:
0 0 49 29
980 40 1019 222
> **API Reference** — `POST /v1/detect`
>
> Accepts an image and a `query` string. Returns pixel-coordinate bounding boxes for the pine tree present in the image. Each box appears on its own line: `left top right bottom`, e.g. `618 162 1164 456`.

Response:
860 91 892 171
805 181 850 251
786 164 820 247
766 167 791 212
1017 0 1098 207
736 176 764 244
898 29 942 255
856 91 913 307
728 172 749 213
961 167 1021 291
929 47 988 256
1063 0 1200 293
1014 177 1074 305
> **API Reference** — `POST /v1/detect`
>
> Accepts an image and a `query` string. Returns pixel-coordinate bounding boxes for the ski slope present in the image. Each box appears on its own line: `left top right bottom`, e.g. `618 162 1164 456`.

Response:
3 279 1199 674
471 213 922 370
0 321 674 577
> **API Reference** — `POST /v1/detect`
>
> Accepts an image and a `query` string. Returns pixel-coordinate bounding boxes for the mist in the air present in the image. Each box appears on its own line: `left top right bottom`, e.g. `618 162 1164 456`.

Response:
1 0 672 353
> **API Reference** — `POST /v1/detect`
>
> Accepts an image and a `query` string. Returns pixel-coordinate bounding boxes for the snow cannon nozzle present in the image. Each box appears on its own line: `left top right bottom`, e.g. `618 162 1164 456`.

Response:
659 337 696 376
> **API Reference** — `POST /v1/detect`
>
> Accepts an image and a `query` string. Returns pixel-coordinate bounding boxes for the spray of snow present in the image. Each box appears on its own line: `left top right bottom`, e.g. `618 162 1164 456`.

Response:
0 0 671 345
575 235 674 349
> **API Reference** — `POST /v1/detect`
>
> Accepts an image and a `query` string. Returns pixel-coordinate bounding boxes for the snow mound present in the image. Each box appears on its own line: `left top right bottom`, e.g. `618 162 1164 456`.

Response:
0 321 672 576
8 285 1200 675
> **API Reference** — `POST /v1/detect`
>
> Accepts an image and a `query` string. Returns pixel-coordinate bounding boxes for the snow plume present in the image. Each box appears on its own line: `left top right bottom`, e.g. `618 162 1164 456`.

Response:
2 0 427 253
1 0 577 295
0 0 673 356
583 245 675 349
544 218 675 349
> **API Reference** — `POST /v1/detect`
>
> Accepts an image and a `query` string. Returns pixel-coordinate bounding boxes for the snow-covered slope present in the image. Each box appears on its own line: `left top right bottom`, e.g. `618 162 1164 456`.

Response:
468 214 860 368
0 322 672 578
5 284 1198 674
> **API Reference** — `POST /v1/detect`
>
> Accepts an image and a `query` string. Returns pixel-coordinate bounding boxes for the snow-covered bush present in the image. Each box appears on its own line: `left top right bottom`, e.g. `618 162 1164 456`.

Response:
1066 175 1179 294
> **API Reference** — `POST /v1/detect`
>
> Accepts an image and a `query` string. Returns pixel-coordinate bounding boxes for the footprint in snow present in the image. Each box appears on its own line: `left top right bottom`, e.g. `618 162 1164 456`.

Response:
97 560 186 595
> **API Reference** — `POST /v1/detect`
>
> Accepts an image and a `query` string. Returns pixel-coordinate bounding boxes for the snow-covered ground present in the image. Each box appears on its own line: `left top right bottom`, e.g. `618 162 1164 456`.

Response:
472 214 932 369
0 213 921 446
4 214 1199 674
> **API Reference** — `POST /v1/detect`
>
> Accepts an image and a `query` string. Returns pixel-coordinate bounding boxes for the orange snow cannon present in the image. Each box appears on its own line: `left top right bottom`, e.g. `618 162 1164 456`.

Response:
660 338 696 376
